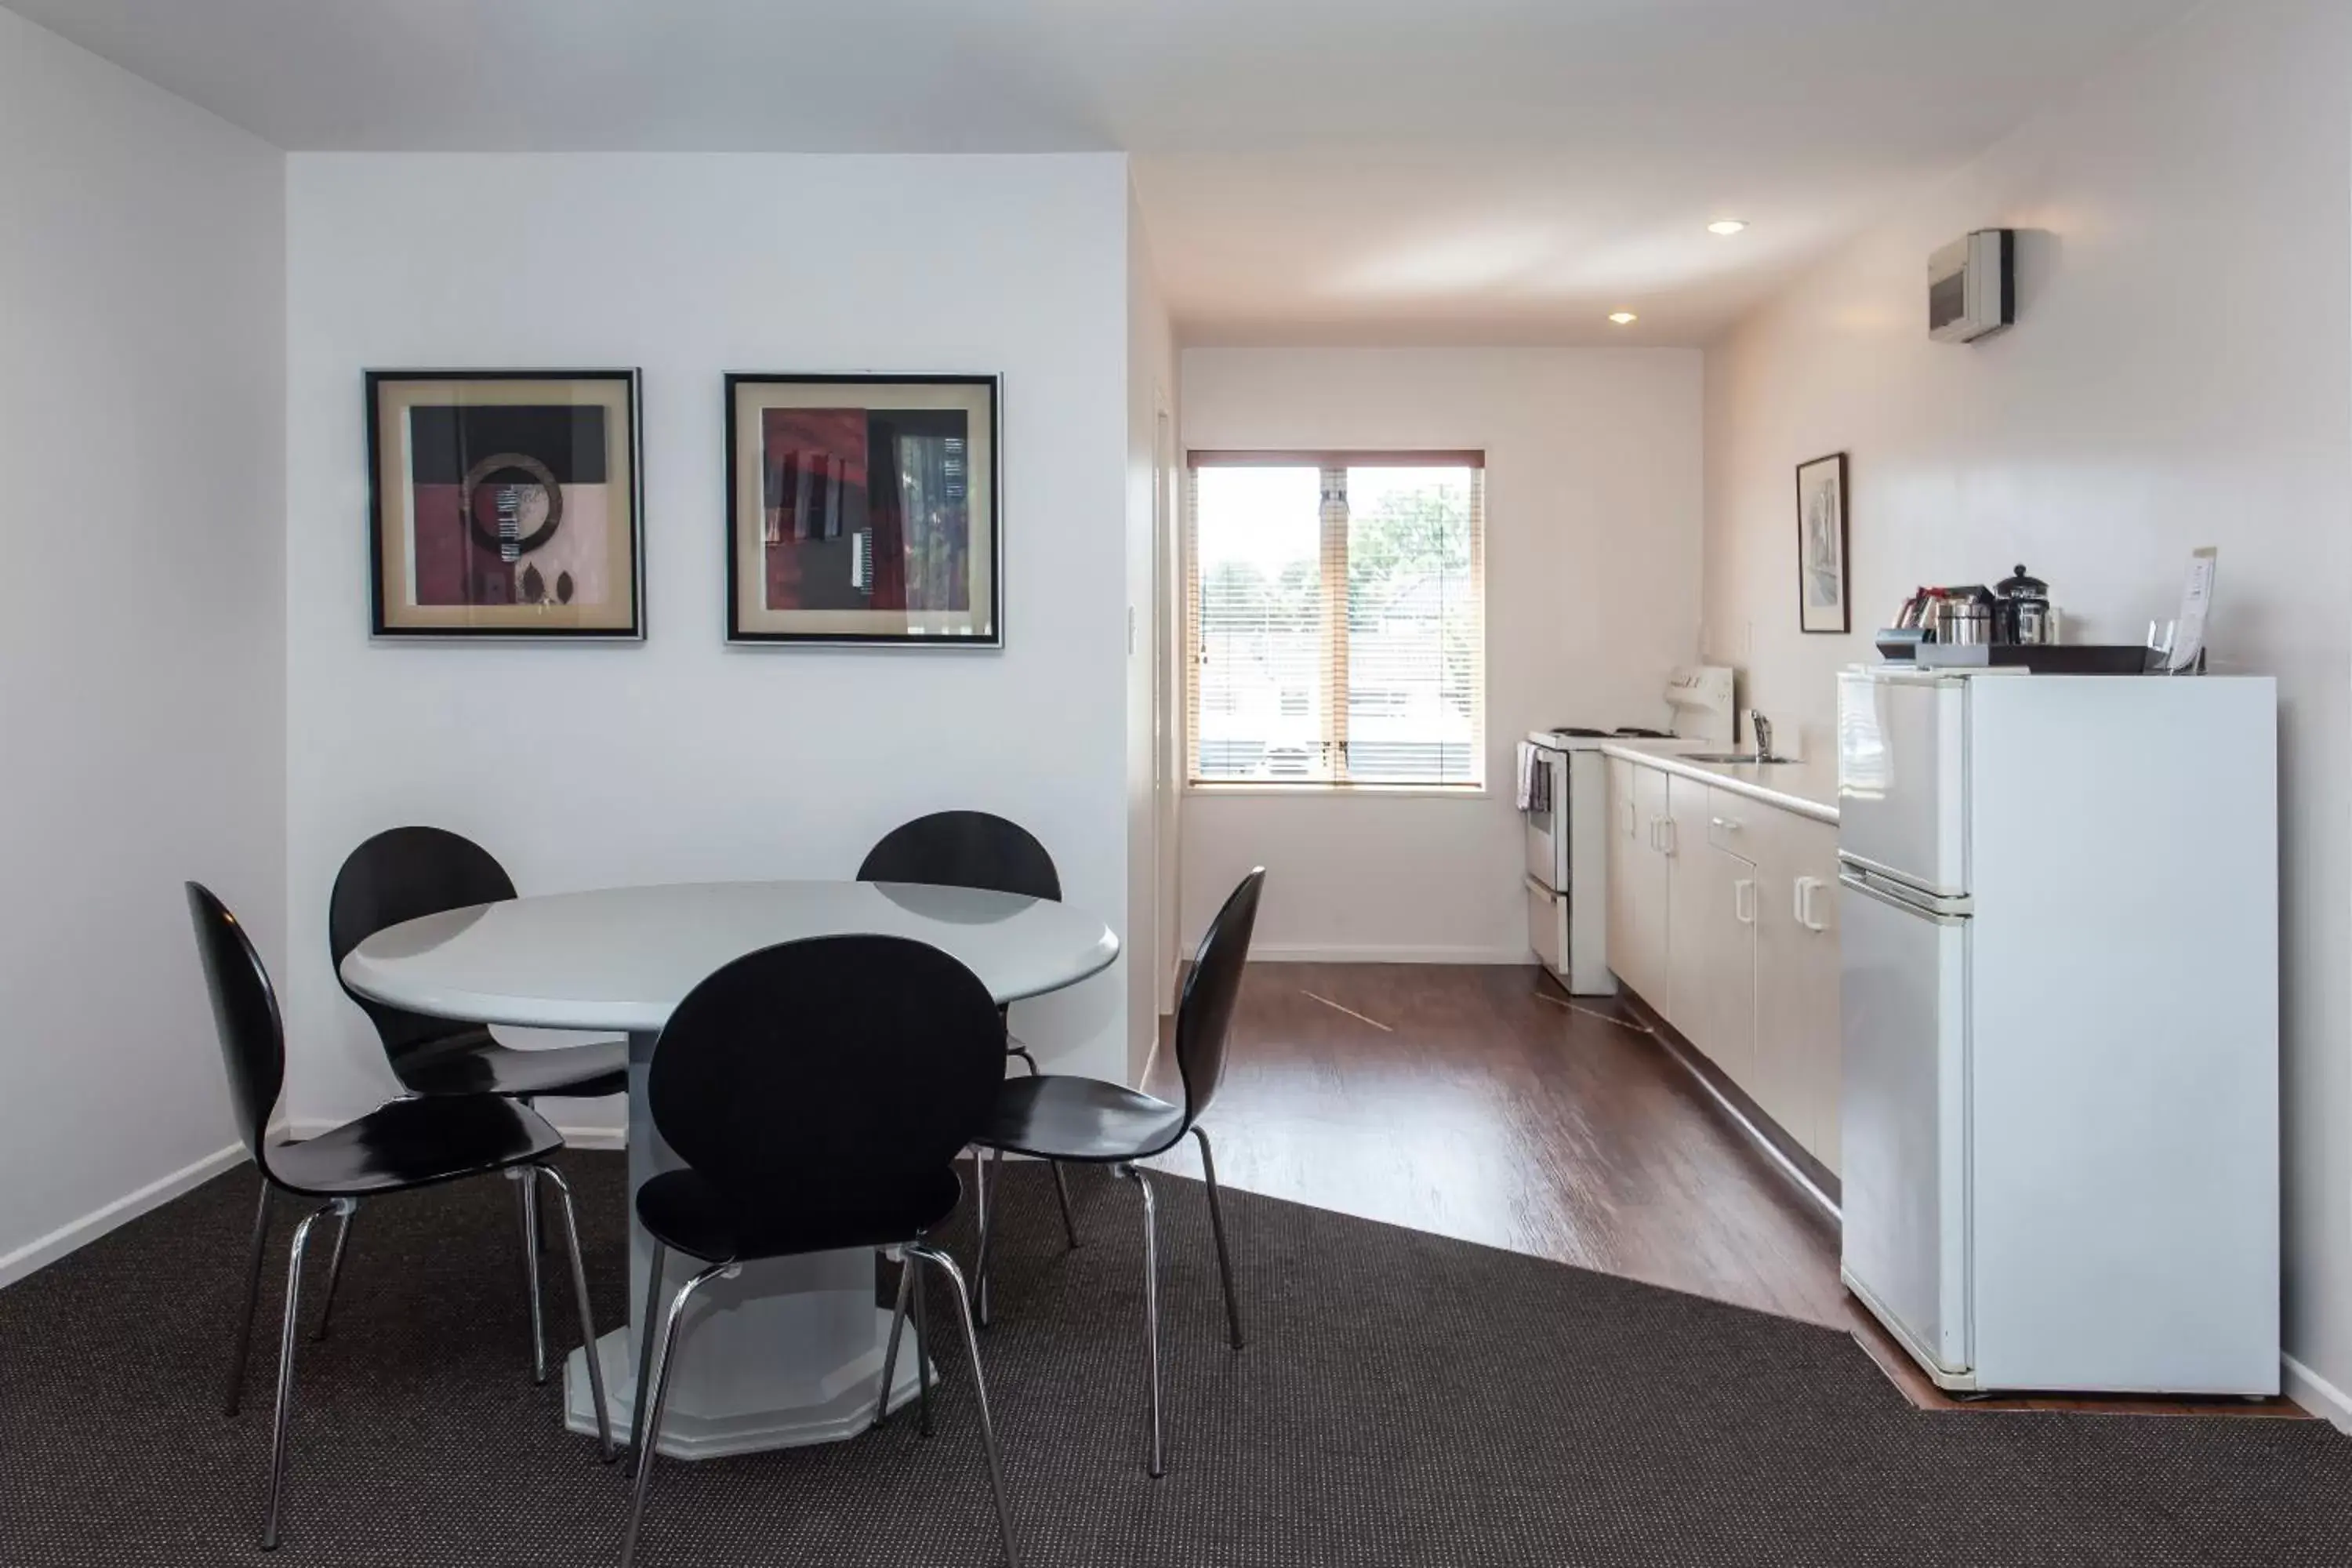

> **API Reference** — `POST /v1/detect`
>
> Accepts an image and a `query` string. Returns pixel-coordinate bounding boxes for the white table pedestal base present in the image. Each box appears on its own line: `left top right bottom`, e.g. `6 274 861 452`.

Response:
564 1303 929 1459
558 1033 937 1459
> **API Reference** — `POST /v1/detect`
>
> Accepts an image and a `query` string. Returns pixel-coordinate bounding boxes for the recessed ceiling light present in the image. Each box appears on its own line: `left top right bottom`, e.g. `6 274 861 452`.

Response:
1608 311 1639 325
1708 220 1750 236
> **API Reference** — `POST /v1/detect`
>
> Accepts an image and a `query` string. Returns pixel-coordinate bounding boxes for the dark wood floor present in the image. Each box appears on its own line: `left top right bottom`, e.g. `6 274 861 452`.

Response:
1144 961 2303 1421
1143 961 1846 1326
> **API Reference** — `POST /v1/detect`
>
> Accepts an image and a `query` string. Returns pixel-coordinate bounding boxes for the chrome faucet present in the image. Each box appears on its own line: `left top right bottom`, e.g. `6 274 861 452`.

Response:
1749 710 1774 761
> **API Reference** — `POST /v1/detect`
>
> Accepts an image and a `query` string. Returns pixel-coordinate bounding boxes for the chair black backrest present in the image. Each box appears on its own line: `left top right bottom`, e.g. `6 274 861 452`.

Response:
1172 869 1265 1129
186 883 283 1170
329 826 519 1061
648 935 1005 1210
858 811 1062 903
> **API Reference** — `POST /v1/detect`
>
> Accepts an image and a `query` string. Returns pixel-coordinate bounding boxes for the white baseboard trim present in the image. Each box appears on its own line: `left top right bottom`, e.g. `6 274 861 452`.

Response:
1250 944 1534 966
0 1142 248 1290
2283 1353 2352 1432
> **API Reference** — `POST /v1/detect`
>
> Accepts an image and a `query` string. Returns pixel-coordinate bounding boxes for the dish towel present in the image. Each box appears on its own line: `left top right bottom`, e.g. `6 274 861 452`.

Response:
1515 742 1541 811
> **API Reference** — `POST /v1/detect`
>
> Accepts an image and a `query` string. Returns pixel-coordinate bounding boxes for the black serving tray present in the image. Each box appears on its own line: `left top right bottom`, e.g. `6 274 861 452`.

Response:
1911 643 2151 673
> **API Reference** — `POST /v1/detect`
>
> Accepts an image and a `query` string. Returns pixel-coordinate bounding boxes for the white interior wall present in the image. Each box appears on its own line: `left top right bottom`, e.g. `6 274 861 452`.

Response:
283 153 1136 1128
0 9 286 1280
1700 0 2352 1417
1126 187 1178 1076
1178 347 1703 960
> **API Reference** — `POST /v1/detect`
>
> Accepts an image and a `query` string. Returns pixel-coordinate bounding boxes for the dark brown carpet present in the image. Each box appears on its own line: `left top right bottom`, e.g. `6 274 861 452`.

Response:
1 1150 2347 1566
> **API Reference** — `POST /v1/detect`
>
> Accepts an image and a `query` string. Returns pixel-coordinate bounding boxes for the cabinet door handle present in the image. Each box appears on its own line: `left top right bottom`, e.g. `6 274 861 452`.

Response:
1657 818 1677 857
1735 879 1756 924
1710 815 1740 832
1795 876 1829 932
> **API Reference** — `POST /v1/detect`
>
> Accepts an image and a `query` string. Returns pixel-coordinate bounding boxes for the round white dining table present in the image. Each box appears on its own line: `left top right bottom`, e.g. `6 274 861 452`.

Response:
339 878 1120 1460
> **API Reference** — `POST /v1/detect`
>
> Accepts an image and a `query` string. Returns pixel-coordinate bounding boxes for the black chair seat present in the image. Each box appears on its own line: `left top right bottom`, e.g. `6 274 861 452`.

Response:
393 1029 630 1100
189 882 613 1550
634 1167 964 1262
967 869 1262 1479
619 936 1020 1568
268 1094 563 1197
983 1076 1186 1163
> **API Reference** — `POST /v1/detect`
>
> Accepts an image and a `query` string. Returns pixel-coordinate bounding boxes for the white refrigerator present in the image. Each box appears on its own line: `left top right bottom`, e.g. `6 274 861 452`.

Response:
1836 667 2279 1395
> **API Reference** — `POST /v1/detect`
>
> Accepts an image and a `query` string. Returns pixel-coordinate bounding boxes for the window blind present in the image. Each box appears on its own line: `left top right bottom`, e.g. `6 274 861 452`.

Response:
1185 453 1486 788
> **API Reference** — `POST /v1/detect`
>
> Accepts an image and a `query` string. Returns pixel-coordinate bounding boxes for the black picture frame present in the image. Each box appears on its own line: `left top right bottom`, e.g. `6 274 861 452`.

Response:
365 368 644 640
1794 451 1850 635
724 372 1003 648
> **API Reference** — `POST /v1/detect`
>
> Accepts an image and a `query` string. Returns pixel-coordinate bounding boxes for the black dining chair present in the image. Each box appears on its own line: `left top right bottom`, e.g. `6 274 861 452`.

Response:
858 810 1082 1250
187 883 612 1552
620 935 1018 1568
328 826 627 1381
970 867 1262 1478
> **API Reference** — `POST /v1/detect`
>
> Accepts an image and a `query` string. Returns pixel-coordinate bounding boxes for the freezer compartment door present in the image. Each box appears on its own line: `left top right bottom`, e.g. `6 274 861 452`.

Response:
1837 670 1968 900
1838 869 1971 1377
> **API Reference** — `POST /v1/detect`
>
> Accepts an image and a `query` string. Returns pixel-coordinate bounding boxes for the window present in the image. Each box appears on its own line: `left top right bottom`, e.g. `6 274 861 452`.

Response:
1186 452 1485 787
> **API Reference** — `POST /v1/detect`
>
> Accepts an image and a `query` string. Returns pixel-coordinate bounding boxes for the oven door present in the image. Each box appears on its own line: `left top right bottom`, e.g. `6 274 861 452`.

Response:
1523 747 1567 891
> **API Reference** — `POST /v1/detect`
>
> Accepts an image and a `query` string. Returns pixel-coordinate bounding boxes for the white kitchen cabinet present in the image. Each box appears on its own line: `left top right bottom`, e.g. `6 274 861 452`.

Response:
1665 775 1748 1066
1604 757 1668 1004
1603 760 1634 993
1752 810 1842 1173
1694 839 1759 1092
1604 753 1841 1174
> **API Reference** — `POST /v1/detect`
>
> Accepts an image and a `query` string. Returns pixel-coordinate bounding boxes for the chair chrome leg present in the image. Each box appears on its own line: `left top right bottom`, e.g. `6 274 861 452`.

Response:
310 1203 358 1342
907 1243 1023 1568
914 1254 935 1438
224 1175 271 1417
628 1242 669 1462
1192 1126 1245 1350
262 1199 347 1551
535 1164 613 1461
1116 1163 1165 1478
513 1170 548 1385
1050 1162 1080 1251
972 1145 996 1329
1007 1044 1040 1075
873 1248 913 1432
620 1264 731 1568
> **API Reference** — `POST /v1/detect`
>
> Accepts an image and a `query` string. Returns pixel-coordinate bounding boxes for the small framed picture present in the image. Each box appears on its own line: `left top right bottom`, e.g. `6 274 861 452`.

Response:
725 373 1000 646
366 370 644 639
1795 452 1850 634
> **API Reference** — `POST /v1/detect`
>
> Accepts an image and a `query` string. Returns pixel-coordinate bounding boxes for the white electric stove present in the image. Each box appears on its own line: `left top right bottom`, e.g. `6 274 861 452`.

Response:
1521 666 1735 993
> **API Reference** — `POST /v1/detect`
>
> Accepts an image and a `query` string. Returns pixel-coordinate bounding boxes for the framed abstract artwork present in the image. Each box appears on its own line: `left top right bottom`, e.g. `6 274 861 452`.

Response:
725 373 1000 646
366 369 644 639
1795 451 1850 634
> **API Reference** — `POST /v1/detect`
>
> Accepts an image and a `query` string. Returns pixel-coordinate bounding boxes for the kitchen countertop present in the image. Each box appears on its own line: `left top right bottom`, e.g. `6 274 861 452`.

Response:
1599 742 1840 826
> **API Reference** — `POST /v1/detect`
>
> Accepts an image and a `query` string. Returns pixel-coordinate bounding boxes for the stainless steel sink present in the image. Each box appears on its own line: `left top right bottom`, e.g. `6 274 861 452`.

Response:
1681 751 1800 765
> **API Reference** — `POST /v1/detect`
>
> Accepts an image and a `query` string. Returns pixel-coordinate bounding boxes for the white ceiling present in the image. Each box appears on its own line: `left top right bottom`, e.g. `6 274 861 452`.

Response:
9 0 2199 344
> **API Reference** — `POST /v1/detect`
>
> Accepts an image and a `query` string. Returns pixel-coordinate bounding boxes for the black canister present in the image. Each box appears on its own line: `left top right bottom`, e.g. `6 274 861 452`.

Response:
1994 564 2053 644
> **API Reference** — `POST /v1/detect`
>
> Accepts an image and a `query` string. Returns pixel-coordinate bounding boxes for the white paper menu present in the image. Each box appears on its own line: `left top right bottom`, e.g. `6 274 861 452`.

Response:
2171 546 2216 673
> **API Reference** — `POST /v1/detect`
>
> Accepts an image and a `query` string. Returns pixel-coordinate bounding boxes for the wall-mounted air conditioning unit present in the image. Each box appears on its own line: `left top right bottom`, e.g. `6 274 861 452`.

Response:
1929 229 2015 343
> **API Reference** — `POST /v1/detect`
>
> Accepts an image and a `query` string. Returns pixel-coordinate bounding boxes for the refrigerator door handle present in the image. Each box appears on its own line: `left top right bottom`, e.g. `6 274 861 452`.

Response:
1838 870 1969 927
